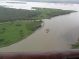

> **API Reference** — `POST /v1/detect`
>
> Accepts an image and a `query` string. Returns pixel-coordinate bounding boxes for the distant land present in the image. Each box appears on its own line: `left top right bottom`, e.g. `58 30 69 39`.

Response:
6 1 26 4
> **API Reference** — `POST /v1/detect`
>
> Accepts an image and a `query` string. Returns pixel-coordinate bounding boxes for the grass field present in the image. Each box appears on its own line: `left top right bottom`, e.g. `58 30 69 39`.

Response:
0 20 41 47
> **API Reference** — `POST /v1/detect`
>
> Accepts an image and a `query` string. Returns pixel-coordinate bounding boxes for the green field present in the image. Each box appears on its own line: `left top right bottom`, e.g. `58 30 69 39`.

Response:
0 20 41 47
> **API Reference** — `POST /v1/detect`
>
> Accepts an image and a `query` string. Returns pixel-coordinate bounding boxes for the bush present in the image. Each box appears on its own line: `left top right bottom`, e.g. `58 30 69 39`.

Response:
16 24 21 26
0 38 5 43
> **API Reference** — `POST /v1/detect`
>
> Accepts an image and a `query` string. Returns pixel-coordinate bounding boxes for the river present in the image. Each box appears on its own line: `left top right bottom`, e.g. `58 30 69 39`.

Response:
0 1 79 52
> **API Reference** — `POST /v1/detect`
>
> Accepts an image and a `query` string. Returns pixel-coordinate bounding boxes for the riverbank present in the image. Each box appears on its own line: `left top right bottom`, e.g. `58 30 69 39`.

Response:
0 6 74 48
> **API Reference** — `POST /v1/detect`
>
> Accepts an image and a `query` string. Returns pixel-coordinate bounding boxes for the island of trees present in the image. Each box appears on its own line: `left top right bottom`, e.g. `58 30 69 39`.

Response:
0 6 74 48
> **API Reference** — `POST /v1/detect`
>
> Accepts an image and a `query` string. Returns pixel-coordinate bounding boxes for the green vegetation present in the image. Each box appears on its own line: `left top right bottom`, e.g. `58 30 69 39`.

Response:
72 38 79 48
0 6 74 47
0 20 41 47
32 7 74 19
0 6 74 22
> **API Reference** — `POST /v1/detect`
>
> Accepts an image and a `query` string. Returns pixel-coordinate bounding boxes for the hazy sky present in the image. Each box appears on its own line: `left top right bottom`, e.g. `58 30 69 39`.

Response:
17 0 79 1
0 0 78 1
1 0 79 2
15 0 79 2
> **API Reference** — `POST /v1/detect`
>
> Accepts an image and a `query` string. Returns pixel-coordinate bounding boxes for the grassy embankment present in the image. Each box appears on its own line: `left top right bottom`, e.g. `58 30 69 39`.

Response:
0 6 74 47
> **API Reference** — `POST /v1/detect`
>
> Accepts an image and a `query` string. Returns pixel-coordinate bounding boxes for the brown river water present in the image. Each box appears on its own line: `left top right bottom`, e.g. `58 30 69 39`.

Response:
0 12 79 52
